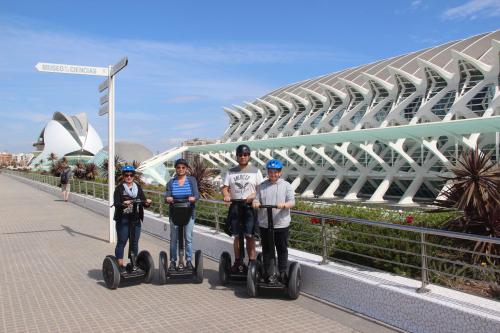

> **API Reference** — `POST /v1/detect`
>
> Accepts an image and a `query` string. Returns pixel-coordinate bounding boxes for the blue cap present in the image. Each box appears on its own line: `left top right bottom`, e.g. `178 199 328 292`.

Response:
122 165 135 172
266 159 283 170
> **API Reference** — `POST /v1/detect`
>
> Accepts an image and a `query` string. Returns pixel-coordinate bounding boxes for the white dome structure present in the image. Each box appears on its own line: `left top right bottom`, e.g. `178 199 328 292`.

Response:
30 112 103 167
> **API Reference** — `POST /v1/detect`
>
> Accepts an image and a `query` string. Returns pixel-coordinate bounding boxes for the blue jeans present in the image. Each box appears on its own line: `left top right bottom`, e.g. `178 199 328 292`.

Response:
170 217 194 262
115 216 141 259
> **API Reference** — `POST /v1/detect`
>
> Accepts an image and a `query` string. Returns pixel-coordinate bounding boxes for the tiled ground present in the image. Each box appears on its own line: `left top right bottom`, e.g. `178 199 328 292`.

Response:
0 174 399 333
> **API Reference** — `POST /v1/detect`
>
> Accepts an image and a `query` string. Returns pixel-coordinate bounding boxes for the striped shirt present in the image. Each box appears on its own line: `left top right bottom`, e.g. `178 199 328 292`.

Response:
171 178 192 199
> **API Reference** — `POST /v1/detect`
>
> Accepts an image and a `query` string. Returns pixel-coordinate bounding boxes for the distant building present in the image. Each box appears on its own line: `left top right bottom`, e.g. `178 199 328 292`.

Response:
181 138 216 163
29 112 103 169
0 152 12 166
88 141 153 168
12 153 35 167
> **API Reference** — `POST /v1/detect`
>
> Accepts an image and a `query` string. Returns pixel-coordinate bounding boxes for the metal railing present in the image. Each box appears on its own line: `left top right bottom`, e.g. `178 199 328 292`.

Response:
4 170 499 298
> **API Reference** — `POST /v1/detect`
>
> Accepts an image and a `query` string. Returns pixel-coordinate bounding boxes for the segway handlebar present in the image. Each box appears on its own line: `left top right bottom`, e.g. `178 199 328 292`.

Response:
171 198 190 204
110 198 148 208
259 204 278 209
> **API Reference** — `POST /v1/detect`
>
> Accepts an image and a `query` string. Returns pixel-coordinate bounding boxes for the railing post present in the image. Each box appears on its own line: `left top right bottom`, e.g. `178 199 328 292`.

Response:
215 202 220 233
417 232 430 293
320 217 329 265
158 192 162 217
93 182 96 197
85 181 88 196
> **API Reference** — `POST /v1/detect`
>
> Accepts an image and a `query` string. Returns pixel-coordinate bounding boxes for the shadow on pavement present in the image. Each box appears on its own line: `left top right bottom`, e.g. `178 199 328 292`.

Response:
2 228 64 235
61 225 108 243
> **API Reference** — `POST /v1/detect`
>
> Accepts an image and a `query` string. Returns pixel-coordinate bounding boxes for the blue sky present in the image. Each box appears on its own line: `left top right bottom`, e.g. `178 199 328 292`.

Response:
1 0 499 154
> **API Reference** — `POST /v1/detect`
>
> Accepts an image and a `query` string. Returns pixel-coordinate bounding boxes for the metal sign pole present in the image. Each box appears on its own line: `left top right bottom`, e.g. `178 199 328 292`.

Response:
108 66 116 244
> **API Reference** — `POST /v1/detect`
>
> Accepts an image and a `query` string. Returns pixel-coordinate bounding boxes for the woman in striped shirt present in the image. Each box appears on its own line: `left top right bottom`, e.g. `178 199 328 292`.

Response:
164 158 200 270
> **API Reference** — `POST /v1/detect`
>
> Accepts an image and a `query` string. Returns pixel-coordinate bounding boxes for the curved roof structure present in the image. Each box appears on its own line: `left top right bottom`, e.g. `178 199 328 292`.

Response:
143 31 500 204
88 141 154 168
30 112 103 168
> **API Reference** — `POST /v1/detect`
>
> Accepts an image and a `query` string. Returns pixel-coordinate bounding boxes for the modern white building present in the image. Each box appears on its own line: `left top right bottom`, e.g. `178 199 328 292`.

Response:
30 112 103 168
140 31 500 204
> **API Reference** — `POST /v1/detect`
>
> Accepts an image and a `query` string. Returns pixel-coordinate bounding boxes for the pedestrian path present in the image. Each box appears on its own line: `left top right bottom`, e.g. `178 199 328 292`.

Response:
0 174 400 333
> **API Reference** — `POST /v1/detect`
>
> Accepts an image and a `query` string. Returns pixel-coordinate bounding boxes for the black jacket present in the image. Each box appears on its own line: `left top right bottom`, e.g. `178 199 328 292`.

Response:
113 183 150 222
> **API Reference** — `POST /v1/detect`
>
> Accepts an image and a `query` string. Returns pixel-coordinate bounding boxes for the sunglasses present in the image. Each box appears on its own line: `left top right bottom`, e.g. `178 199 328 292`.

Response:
237 153 250 157
123 173 134 178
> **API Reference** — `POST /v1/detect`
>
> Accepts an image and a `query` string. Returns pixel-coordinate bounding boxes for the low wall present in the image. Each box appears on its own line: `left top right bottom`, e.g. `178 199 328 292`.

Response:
9 173 500 333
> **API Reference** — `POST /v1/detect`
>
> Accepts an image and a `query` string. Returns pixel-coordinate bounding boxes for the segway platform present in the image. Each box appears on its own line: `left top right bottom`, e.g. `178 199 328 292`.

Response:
102 199 154 290
247 204 301 299
158 199 203 284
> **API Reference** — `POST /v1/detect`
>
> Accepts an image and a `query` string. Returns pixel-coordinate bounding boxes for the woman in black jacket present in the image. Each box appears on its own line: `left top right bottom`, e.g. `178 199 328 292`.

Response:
113 165 152 269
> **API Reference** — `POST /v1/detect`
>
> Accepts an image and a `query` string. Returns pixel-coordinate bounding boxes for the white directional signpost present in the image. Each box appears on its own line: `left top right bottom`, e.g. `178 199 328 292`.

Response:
98 57 128 243
36 57 128 243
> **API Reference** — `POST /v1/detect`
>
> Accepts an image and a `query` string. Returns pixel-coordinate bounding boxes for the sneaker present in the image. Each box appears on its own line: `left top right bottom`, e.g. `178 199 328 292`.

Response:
169 261 176 271
186 261 194 270
230 259 244 273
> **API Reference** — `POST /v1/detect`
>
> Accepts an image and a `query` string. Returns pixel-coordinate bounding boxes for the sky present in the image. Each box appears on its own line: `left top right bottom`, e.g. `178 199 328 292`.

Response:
0 0 499 154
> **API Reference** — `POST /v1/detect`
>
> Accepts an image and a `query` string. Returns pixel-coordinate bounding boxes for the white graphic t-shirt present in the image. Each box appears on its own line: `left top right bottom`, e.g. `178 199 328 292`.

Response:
223 165 264 200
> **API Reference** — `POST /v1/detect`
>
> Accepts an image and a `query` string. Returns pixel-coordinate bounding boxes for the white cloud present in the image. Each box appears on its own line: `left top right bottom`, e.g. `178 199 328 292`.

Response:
442 0 500 20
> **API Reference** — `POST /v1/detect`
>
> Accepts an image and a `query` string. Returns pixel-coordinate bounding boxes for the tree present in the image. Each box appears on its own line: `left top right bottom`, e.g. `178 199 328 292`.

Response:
434 147 499 259
85 163 99 180
188 158 216 199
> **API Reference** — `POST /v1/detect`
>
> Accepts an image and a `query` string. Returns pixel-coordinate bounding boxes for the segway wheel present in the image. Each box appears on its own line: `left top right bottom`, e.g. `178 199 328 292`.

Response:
159 251 168 285
287 262 301 300
247 261 259 297
137 250 155 283
102 255 120 289
194 250 203 284
219 251 231 285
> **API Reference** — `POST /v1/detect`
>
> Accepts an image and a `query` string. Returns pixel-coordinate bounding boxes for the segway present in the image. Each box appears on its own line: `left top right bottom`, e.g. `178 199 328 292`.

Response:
158 199 203 284
102 199 154 289
219 199 252 284
247 204 301 299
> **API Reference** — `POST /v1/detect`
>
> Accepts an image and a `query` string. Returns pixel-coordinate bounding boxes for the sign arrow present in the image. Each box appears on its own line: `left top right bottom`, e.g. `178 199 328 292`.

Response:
98 79 109 92
99 104 109 116
100 94 109 105
35 62 109 76
110 57 128 77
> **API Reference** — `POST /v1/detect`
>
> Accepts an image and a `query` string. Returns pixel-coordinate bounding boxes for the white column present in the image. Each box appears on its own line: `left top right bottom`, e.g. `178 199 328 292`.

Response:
290 174 303 192
301 174 323 198
368 176 393 202
343 174 367 201
320 175 344 199
108 66 116 243
398 175 424 205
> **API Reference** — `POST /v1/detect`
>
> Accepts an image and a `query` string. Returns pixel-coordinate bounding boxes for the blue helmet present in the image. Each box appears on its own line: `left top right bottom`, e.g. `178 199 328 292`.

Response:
122 165 135 172
266 159 283 170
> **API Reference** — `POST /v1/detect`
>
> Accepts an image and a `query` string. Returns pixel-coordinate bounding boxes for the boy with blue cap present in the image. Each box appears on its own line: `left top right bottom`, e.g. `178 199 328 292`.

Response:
253 159 295 283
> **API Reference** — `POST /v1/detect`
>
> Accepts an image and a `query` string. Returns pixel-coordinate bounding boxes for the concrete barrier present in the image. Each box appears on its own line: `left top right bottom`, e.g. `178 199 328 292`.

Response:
8 173 500 333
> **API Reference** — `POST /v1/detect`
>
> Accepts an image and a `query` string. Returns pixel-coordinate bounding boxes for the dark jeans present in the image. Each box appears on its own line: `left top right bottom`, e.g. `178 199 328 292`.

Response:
259 227 289 273
115 216 141 259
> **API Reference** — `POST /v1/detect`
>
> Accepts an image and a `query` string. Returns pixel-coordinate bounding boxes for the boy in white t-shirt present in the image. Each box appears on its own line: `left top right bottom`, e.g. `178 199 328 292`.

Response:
222 144 263 272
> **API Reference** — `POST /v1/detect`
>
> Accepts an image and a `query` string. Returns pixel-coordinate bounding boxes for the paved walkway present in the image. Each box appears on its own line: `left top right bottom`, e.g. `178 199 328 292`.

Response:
0 174 400 333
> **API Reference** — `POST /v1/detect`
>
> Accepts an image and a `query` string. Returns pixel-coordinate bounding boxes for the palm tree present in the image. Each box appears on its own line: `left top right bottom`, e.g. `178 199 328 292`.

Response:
73 162 86 179
188 158 216 199
48 153 58 165
434 147 500 260
85 163 99 180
